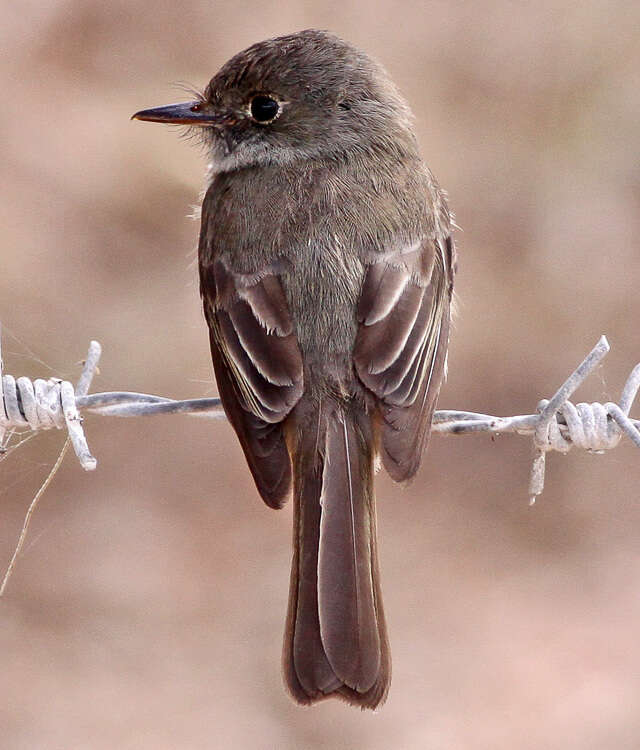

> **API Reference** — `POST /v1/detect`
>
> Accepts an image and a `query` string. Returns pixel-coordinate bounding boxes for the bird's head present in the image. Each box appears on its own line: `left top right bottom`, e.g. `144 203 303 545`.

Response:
132 29 415 173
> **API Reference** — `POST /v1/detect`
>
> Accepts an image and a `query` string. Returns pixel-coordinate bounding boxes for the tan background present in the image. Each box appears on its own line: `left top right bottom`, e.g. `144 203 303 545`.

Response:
2 2 640 748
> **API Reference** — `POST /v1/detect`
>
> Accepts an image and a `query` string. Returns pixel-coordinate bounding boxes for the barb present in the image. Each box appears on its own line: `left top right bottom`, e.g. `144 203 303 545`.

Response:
1 332 639 503
0 329 104 596
1 329 100 470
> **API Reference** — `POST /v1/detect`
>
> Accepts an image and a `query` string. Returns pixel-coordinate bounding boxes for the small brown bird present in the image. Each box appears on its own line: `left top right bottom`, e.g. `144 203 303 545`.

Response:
133 29 455 709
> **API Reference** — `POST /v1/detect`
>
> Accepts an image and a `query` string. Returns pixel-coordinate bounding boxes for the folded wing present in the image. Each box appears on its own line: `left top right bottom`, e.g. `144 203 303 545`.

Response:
201 258 304 508
354 236 454 481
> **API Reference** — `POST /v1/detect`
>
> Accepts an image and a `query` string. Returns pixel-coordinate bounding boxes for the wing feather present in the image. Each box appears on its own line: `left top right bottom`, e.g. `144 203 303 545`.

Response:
355 279 424 375
355 236 454 481
201 257 303 508
238 275 293 335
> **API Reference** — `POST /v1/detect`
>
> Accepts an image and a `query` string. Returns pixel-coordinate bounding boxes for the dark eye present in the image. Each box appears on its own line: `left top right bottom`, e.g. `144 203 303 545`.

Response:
250 95 280 123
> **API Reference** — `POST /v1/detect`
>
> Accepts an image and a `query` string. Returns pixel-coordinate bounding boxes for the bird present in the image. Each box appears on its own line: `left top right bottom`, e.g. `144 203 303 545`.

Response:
133 29 455 709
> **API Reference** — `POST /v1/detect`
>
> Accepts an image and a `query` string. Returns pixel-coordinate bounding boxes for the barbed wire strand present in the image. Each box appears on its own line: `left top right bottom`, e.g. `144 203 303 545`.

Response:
3 332 640 476
1 330 639 592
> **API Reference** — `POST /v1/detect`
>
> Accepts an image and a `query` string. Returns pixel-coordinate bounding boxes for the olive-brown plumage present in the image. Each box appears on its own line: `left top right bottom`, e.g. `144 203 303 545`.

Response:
133 29 456 709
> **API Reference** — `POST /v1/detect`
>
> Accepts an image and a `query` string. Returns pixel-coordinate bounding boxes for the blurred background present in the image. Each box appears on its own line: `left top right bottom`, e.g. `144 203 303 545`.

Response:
1 1 639 748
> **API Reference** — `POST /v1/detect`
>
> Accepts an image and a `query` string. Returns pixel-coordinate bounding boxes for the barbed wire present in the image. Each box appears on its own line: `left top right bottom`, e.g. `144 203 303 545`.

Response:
2 326 639 595
1 329 639 506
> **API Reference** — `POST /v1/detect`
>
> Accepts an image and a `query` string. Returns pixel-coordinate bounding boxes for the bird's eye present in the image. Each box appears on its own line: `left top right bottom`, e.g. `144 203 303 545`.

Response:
250 95 280 123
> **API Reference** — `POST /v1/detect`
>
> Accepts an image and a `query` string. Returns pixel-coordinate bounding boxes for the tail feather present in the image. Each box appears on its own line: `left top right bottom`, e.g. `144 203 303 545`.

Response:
283 404 390 709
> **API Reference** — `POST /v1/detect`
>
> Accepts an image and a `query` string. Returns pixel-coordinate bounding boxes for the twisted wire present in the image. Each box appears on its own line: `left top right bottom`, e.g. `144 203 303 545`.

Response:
1 332 100 470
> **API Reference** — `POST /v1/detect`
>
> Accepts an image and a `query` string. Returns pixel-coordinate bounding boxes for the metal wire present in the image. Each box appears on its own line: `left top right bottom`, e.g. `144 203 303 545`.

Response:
2 331 639 502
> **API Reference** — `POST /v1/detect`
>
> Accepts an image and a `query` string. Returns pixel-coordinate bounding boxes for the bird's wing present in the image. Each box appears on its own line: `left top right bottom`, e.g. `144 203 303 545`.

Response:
200 257 303 508
354 235 455 481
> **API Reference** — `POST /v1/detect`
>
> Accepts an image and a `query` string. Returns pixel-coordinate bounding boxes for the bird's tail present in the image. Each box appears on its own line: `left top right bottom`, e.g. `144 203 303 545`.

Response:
283 402 390 709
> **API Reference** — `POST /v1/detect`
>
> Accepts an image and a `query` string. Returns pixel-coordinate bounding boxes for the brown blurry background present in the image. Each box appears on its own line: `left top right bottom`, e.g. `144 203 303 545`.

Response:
1 2 640 748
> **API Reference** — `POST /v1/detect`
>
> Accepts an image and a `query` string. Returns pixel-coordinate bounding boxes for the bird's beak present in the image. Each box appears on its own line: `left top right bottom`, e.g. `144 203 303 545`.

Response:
131 100 224 126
